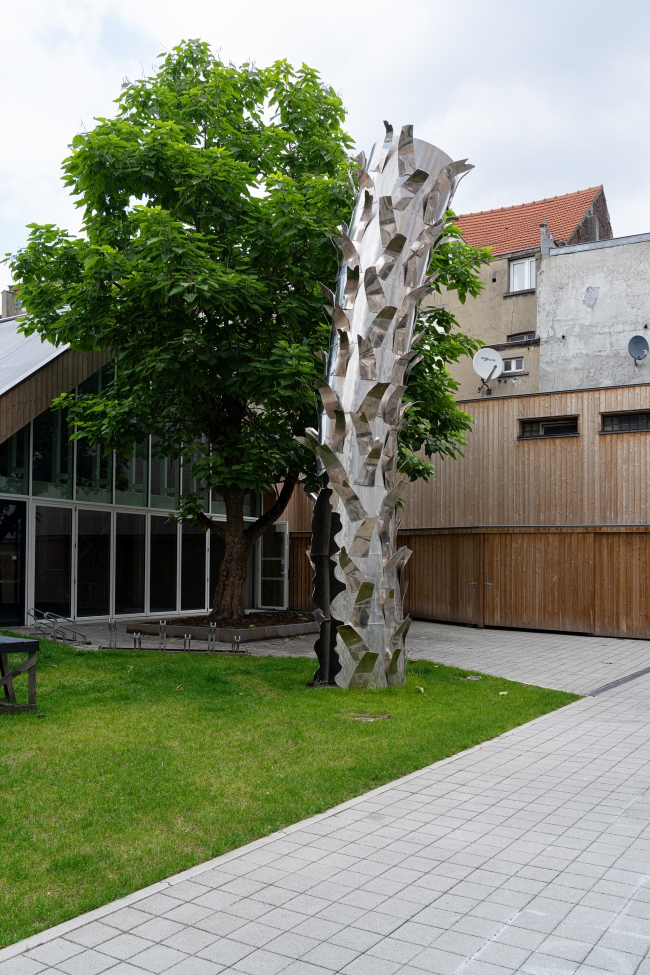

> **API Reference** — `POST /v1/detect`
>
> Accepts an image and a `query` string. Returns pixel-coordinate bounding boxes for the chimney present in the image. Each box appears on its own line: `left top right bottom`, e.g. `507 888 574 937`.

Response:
540 221 555 257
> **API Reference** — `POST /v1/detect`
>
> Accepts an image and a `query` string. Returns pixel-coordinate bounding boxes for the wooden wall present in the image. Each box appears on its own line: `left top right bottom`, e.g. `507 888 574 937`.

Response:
399 526 650 639
400 385 650 528
0 348 112 443
289 533 313 612
286 386 650 638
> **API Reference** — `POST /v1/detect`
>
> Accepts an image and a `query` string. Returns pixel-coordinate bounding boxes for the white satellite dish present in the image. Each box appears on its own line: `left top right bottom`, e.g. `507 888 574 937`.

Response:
473 348 503 382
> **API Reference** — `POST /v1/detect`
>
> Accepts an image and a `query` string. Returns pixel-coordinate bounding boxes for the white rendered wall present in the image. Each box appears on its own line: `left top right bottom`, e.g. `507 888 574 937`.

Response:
537 234 650 392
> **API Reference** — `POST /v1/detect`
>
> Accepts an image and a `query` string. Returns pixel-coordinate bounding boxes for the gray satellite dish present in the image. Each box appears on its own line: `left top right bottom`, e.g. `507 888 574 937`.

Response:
628 335 649 365
473 348 503 381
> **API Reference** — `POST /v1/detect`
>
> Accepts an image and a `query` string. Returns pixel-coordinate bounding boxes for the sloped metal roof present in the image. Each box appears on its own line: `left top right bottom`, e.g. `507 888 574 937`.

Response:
0 316 69 398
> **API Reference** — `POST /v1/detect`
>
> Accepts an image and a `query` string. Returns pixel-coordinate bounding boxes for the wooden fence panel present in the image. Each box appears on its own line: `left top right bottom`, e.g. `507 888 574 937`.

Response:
482 530 594 633
594 532 650 638
288 534 313 612
401 532 481 625
289 526 650 639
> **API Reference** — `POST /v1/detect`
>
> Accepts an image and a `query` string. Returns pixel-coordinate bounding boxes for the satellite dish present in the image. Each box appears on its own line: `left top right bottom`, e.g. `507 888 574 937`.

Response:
473 348 503 381
628 335 649 364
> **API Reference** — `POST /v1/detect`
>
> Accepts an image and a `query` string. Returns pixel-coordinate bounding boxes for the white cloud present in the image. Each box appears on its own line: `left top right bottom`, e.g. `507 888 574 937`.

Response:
3 0 650 290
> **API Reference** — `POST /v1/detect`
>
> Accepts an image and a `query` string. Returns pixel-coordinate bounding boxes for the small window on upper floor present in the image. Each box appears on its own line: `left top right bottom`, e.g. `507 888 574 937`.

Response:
507 331 536 343
520 416 579 439
503 357 524 373
602 412 650 433
510 257 536 292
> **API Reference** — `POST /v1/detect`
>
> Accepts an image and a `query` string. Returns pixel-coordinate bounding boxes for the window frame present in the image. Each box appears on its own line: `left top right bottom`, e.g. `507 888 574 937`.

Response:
507 331 536 343
509 256 536 293
600 411 650 434
518 415 580 440
502 357 525 374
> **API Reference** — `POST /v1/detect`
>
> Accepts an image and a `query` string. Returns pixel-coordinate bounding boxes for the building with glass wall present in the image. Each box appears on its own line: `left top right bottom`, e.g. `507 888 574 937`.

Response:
0 314 288 627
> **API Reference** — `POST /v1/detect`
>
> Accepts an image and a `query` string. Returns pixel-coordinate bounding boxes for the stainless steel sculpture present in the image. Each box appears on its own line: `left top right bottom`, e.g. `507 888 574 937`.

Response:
300 123 472 688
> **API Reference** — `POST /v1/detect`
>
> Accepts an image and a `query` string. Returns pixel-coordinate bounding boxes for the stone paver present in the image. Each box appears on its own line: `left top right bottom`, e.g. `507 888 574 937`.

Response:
407 621 650 695
3 626 650 974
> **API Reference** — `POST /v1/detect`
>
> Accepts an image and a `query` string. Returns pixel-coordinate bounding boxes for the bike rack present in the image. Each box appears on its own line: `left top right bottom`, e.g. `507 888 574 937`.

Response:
26 608 92 645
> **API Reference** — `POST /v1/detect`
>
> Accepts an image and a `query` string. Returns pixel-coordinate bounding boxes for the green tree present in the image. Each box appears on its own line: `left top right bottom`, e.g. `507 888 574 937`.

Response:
400 218 491 481
8 40 490 622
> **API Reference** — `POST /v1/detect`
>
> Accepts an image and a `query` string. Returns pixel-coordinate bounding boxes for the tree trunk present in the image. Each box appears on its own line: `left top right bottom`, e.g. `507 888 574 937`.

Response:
205 479 298 624
209 493 252 622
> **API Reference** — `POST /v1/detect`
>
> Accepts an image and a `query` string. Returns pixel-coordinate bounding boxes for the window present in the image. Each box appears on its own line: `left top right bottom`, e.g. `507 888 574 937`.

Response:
77 509 111 616
0 424 29 495
503 357 524 373
520 417 579 438
149 516 177 612
602 412 650 432
181 522 206 611
32 407 73 499
115 513 145 614
34 506 72 616
150 437 179 510
115 442 148 506
507 331 535 343
509 257 536 292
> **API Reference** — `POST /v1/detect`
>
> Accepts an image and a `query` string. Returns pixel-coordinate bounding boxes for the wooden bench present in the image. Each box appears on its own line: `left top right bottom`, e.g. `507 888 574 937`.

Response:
0 635 38 713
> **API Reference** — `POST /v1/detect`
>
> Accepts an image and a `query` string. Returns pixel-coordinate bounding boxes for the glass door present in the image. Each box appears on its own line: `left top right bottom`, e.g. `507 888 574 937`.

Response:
0 501 26 626
257 522 288 609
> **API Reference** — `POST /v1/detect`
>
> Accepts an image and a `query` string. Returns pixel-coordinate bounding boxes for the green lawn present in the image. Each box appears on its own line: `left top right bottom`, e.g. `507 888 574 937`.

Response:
0 635 578 947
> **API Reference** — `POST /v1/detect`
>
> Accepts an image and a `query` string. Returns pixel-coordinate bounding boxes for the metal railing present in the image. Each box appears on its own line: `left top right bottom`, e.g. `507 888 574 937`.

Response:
26 608 91 645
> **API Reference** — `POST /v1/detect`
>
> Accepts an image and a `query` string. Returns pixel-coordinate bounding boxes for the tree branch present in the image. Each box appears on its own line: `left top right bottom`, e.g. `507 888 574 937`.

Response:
197 510 227 539
244 478 297 543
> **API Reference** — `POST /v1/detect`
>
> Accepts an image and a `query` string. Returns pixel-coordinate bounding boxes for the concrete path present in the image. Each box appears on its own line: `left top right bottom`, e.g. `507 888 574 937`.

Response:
407 621 650 696
3 625 650 975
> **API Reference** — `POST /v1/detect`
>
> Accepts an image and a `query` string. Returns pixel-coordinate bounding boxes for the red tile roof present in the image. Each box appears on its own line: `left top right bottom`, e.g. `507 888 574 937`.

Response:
456 186 603 256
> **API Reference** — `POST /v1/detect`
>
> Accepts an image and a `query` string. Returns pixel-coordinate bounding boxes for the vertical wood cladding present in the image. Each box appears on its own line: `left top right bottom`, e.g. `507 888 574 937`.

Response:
0 348 112 443
400 385 650 530
287 386 650 637
288 533 313 612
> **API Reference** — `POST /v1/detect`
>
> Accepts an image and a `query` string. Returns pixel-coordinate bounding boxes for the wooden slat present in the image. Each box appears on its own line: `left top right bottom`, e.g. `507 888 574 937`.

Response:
397 385 650 530
0 348 112 443
288 533 313 612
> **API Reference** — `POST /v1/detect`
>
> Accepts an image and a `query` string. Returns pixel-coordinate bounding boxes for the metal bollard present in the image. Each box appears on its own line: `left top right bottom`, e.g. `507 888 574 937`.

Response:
133 631 141 650
158 620 167 651
183 633 191 652
108 618 117 649
232 634 242 653
208 623 217 652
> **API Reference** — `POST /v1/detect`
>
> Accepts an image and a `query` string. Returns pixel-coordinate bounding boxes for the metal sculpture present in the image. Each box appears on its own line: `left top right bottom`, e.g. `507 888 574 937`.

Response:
300 124 472 688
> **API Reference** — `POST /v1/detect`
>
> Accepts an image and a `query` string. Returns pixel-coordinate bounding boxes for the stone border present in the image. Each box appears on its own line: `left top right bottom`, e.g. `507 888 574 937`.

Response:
126 621 319 643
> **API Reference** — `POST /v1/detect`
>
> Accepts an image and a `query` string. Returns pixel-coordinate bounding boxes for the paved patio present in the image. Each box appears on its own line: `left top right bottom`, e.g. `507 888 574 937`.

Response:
3 623 650 975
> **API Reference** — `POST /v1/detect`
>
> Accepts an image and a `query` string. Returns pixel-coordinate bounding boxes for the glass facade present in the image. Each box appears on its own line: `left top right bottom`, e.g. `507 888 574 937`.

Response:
115 442 148 507
0 366 280 622
0 425 29 495
181 522 206 610
115 513 146 614
32 407 73 499
77 509 111 616
150 439 180 509
150 515 177 612
35 505 72 616
0 501 26 626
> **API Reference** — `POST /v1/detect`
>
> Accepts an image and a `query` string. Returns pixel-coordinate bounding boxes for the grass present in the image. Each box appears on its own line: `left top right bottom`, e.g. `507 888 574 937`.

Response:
0 634 578 947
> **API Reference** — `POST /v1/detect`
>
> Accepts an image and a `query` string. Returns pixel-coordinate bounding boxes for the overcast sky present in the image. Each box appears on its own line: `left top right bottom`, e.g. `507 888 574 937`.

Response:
3 0 650 290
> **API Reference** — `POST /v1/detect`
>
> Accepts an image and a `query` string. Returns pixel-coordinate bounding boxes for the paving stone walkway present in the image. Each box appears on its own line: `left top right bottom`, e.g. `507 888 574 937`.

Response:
3 625 650 975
